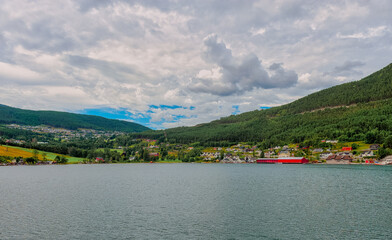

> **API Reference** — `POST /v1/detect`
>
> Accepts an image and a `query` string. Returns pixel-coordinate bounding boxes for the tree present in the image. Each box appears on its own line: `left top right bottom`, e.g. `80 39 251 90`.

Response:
383 136 392 149
160 147 168 159
55 155 68 164
377 147 389 159
351 143 359 150
365 130 380 144
25 157 37 164
42 152 47 161
32 149 39 161
143 150 149 161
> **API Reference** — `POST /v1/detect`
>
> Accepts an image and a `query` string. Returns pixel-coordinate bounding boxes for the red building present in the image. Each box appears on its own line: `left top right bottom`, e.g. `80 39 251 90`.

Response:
256 158 279 164
342 147 352 151
95 157 104 163
257 157 309 164
149 152 159 157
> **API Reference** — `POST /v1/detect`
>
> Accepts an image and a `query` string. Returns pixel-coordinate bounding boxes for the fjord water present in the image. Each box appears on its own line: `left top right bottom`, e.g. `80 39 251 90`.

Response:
0 164 391 239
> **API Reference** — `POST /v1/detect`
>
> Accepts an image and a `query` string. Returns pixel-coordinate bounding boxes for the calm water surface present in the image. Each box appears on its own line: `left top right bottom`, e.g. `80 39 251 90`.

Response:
0 164 391 239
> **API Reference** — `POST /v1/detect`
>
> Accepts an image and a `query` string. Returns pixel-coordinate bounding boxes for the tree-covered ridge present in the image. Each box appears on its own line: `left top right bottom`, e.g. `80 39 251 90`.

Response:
0 104 150 132
133 63 392 145
277 63 392 115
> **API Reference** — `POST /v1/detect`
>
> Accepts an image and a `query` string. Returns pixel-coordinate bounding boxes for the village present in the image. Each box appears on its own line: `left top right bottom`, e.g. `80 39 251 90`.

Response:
2 135 392 165
129 139 392 165
5 124 124 141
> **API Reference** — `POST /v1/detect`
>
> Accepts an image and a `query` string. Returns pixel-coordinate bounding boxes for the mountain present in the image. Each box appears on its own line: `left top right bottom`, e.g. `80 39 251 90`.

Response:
0 104 150 132
134 63 392 146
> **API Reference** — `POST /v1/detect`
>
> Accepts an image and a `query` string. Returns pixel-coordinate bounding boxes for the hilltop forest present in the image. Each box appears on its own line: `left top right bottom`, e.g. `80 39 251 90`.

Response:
133 63 392 147
0 104 149 132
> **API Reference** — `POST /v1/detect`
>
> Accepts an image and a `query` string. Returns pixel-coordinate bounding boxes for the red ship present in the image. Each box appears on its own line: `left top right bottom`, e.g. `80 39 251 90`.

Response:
256 157 309 164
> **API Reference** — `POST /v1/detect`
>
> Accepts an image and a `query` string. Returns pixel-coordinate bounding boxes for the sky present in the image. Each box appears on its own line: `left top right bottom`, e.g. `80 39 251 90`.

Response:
0 0 391 129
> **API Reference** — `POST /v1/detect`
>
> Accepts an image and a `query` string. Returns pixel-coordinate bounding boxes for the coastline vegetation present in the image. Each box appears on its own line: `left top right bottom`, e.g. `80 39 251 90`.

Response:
1 63 392 165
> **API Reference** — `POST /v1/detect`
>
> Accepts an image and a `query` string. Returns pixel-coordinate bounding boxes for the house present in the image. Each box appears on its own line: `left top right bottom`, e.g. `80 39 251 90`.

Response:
278 150 290 158
370 144 380 150
365 159 375 164
264 151 275 158
326 154 353 164
319 152 332 159
341 147 352 151
360 151 374 157
149 152 159 157
380 155 392 165
312 148 323 153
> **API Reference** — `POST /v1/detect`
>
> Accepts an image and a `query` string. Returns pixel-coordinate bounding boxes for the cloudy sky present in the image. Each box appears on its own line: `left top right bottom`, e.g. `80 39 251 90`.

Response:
0 0 391 129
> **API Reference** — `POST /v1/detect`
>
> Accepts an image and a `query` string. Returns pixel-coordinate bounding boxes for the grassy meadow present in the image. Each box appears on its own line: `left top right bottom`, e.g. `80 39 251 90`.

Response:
0 145 84 163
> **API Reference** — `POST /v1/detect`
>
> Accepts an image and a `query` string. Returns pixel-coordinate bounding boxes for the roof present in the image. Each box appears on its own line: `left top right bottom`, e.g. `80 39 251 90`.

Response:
257 157 306 160
326 154 352 160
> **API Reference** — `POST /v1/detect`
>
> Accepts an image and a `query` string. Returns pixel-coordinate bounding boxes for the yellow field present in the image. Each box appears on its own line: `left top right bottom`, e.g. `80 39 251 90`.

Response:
0 145 43 160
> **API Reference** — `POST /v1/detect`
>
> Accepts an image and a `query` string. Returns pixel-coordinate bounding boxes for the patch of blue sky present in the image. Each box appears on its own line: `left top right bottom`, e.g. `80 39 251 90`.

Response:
149 104 195 110
79 107 151 126
79 107 132 120
260 106 271 110
78 107 195 130
149 104 182 110
232 105 240 115
146 114 193 130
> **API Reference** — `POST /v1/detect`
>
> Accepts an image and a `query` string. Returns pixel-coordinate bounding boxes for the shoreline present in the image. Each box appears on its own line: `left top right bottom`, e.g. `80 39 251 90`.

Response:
2 161 390 166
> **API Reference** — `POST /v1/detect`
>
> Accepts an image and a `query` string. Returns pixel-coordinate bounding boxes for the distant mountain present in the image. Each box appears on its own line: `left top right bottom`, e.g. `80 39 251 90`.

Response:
134 63 392 145
0 104 150 132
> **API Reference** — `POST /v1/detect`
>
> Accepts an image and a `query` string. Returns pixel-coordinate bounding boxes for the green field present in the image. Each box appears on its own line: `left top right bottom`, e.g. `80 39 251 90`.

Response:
336 141 371 151
96 148 123 153
5 145 84 163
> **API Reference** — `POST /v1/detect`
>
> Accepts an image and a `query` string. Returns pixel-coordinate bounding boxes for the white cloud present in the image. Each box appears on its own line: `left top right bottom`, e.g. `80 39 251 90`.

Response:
250 27 266 36
0 61 41 81
337 26 388 39
0 0 391 128
188 34 298 96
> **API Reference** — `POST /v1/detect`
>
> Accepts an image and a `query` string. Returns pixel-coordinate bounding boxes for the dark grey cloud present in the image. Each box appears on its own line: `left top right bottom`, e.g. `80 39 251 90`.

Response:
189 34 298 96
269 63 298 87
332 60 366 75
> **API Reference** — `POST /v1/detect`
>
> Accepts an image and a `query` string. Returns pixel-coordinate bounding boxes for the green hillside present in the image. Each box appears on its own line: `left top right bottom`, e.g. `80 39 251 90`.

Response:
0 105 150 132
278 63 392 114
133 63 392 146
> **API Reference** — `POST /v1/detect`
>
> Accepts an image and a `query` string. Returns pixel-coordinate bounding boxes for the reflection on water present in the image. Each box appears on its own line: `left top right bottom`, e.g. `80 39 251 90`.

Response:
0 164 391 239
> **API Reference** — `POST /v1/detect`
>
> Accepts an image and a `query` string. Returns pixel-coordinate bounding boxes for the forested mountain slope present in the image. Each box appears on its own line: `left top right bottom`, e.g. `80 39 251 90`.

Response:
0 104 150 132
277 63 392 115
133 63 392 145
